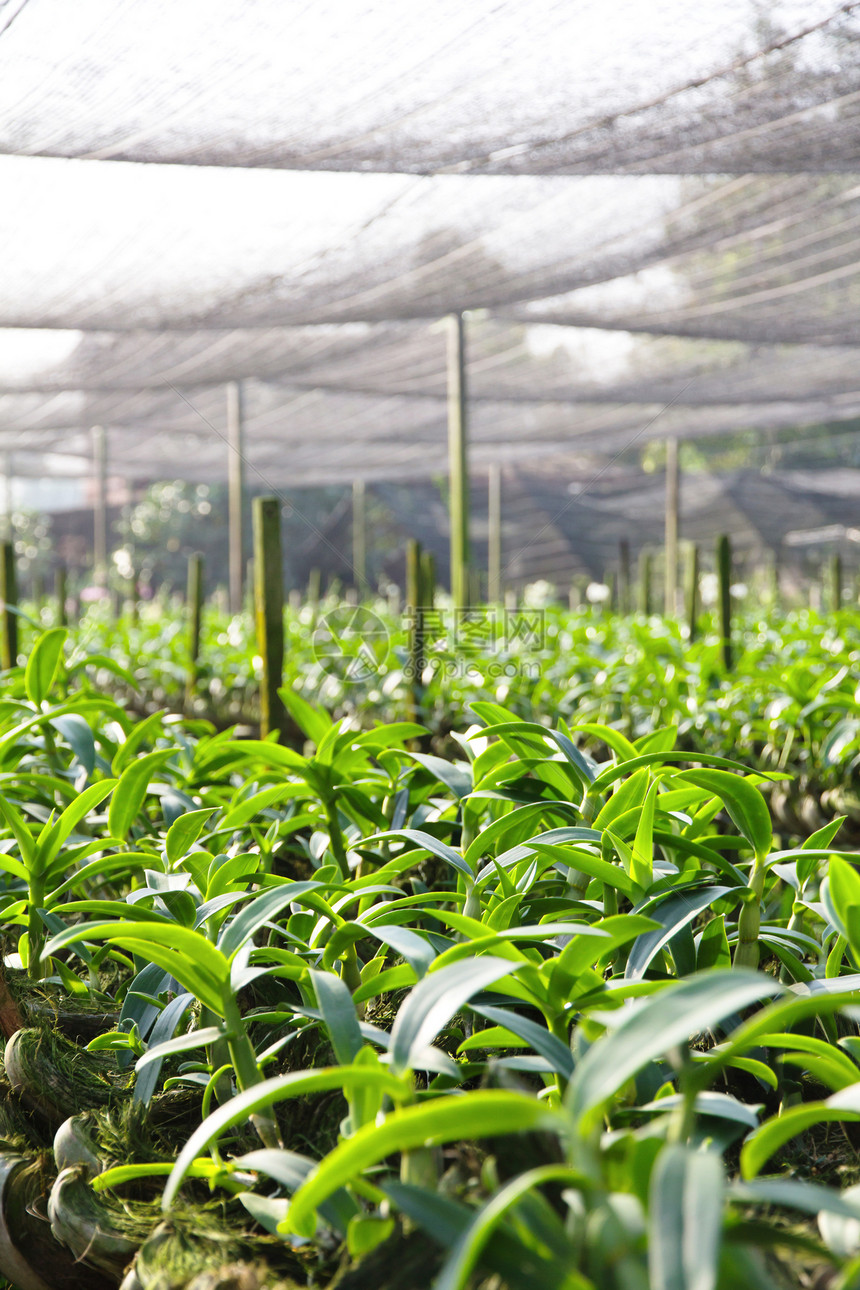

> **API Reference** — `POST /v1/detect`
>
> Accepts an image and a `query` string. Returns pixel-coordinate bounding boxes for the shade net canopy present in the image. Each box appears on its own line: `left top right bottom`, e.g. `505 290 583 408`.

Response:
1 0 859 175
0 0 858 558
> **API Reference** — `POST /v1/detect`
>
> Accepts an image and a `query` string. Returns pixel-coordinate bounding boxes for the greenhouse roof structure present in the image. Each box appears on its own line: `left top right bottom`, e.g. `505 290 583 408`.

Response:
0 0 859 498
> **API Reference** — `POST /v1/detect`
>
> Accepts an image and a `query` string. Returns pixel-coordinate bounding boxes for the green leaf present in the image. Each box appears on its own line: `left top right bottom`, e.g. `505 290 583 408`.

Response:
567 970 781 1132
625 887 734 982
389 956 515 1076
649 1145 723 1290
365 829 473 880
218 881 321 961
434 1164 589 1290
163 1064 411 1209
740 1084 860 1178
631 779 659 888
165 808 215 863
310 969 363 1065
24 627 67 706
109 749 177 841
673 770 772 862
278 686 333 747
284 1092 564 1237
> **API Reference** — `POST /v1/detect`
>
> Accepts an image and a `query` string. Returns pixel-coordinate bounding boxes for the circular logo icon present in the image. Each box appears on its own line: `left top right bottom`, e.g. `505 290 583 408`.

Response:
312 606 390 683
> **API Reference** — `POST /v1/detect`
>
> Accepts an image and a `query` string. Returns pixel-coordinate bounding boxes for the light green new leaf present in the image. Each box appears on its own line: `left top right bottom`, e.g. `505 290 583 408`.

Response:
310 969 363 1065
166 808 215 864
163 1064 411 1209
674 770 772 862
218 881 321 961
25 627 67 706
567 970 781 1132
109 749 177 841
389 956 515 1075
649 1145 723 1290
740 1083 860 1178
631 779 659 888
285 1092 564 1237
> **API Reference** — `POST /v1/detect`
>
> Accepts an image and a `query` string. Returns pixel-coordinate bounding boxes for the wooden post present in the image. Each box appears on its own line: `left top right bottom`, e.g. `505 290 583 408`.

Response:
664 437 679 616
0 541 17 670
407 539 424 716
185 553 204 709
487 463 501 605
717 534 733 671
92 425 108 588
686 543 700 641
253 497 286 739
831 552 843 613
447 312 470 607
352 479 367 593
618 539 631 616
421 549 436 609
227 381 245 616
55 564 67 628
0 454 11 543
639 549 653 615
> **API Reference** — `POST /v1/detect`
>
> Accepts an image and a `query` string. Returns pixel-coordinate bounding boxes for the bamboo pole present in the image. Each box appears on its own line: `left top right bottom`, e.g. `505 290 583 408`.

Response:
406 539 423 716
421 549 436 609
831 552 843 613
352 479 367 593
0 541 17 670
487 463 501 606
253 497 286 739
618 539 631 616
0 454 11 544
664 437 679 616
185 553 204 709
717 533 733 671
686 543 700 641
55 564 67 628
92 425 108 588
227 381 245 616
639 549 653 615
447 312 470 607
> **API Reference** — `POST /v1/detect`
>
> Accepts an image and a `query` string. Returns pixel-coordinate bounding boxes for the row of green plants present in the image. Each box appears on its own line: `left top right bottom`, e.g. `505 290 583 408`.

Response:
0 624 857 1285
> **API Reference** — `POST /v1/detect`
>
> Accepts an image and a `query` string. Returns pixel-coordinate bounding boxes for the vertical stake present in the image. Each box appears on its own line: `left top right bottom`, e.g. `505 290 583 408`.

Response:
447 312 470 608
717 534 733 671
0 541 17 670
185 553 204 710
227 381 245 616
92 425 108 588
253 497 286 739
352 479 367 594
686 543 700 641
832 552 843 613
664 437 679 616
0 454 11 542
55 564 68 628
407 539 424 717
488 463 501 605
420 549 436 609
618 539 631 616
639 549 653 616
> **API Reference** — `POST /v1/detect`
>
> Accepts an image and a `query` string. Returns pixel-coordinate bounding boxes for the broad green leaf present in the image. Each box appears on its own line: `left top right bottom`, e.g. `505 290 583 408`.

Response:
278 685 333 746
673 769 772 862
648 1145 723 1290
741 1083 860 1178
24 627 67 706
218 881 322 961
109 749 177 841
364 828 473 879
165 808 215 863
625 887 734 982
567 970 781 1131
389 956 515 1075
631 779 659 888
163 1064 411 1208
434 1164 590 1290
284 1091 564 1237
310 969 363 1065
